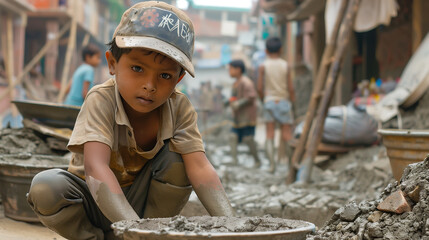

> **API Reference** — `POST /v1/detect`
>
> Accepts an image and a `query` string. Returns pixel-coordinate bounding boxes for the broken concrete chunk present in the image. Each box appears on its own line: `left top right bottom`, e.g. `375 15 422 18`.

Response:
377 190 411 214
367 211 382 222
367 222 383 238
407 185 421 203
340 203 360 222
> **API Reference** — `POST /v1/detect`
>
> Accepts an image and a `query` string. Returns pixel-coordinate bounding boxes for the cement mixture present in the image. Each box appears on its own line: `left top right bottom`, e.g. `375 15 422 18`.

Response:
0 153 69 167
0 128 57 155
113 215 311 234
307 156 429 240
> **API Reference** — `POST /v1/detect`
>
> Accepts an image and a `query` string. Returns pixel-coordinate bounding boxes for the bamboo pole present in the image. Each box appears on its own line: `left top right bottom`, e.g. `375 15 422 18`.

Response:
412 0 422 53
286 0 348 184
6 14 14 95
57 16 77 103
0 22 71 102
5 13 21 119
300 0 362 183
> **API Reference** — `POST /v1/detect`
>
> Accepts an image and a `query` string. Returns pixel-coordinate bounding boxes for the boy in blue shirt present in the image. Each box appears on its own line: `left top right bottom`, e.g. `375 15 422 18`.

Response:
64 44 101 106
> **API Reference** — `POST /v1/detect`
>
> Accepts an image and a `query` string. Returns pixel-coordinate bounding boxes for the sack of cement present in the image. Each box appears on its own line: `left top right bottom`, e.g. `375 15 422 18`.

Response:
294 102 379 146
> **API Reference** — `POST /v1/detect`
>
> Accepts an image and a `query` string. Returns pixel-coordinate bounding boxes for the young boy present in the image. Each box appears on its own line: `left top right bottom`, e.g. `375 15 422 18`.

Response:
257 37 295 173
228 59 261 167
64 44 101 106
27 2 234 239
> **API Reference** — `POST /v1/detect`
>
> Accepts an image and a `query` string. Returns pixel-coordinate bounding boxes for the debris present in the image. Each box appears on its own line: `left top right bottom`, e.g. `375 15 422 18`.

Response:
407 185 421 203
377 190 412 214
340 202 360 221
367 211 382 223
307 156 429 240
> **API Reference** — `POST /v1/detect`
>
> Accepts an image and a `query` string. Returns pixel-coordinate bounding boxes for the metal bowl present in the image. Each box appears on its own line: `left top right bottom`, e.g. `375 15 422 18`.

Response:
112 216 315 240
0 154 69 222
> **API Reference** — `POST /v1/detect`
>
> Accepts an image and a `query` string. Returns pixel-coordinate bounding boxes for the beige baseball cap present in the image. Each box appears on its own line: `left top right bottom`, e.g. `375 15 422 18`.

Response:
113 1 195 77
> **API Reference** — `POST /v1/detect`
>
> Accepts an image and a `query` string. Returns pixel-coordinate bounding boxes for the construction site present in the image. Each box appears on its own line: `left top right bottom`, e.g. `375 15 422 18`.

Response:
1 0 429 239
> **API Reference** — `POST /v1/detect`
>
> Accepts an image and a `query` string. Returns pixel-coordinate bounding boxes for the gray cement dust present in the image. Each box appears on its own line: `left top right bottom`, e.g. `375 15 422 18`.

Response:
0 128 69 166
113 215 310 235
307 157 429 240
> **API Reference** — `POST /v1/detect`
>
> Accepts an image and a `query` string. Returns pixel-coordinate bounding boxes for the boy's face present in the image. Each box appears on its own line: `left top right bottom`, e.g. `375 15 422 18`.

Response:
87 53 102 68
106 48 184 115
228 65 241 78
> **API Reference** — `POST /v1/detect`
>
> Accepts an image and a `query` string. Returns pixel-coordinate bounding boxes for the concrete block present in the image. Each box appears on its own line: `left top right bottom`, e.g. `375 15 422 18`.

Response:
308 195 332 208
340 202 360 222
279 191 303 205
296 194 318 206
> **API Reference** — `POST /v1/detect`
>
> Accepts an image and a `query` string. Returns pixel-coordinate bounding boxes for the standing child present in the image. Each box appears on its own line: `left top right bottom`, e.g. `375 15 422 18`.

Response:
257 37 295 173
228 59 261 168
27 2 234 239
64 44 101 106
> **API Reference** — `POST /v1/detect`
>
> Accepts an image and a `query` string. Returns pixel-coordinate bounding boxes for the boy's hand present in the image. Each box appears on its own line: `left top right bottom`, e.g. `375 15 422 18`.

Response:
182 152 235 216
230 101 239 111
230 98 248 111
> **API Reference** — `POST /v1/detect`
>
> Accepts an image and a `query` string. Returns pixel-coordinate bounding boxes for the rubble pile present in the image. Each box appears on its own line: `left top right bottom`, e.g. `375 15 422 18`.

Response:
311 146 392 198
307 156 429 240
203 141 394 227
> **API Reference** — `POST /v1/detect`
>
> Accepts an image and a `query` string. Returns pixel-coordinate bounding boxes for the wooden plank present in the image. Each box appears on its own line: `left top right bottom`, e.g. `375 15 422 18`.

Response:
22 119 72 140
300 0 362 183
44 21 59 85
57 17 77 103
287 0 348 184
289 137 359 154
0 22 71 102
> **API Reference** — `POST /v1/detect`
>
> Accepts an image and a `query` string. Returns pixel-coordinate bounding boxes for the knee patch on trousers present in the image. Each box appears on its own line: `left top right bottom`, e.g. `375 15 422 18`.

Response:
27 169 71 216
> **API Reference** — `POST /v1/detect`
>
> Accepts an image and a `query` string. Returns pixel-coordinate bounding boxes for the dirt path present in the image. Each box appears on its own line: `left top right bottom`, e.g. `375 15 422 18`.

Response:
0 204 65 240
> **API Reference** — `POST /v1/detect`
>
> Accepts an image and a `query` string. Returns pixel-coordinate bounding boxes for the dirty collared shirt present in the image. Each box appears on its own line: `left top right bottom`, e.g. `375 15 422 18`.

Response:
67 78 204 187
231 75 258 128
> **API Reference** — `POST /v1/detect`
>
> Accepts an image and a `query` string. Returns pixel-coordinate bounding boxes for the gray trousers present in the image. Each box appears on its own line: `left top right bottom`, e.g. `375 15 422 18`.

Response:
27 141 192 240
